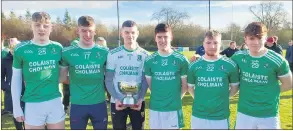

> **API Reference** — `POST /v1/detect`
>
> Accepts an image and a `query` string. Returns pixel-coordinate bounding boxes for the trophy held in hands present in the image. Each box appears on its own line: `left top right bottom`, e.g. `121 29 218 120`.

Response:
118 81 141 108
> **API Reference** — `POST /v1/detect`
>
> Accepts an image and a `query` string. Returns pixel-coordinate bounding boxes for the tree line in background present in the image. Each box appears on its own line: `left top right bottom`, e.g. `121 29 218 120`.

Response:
1 1 292 50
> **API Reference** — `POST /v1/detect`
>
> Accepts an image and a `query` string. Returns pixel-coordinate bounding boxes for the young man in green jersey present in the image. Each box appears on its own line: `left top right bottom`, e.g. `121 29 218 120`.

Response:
144 23 189 129
187 30 240 129
232 22 292 129
59 16 108 130
11 12 65 129
105 20 149 130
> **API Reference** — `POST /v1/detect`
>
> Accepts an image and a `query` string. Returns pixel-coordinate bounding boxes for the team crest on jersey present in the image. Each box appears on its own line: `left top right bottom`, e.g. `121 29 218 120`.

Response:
153 61 158 64
118 55 123 59
220 65 225 70
242 58 247 63
96 52 101 58
137 55 142 61
264 63 269 68
207 64 214 71
251 60 259 68
172 60 176 66
38 48 46 55
161 59 168 66
51 48 57 54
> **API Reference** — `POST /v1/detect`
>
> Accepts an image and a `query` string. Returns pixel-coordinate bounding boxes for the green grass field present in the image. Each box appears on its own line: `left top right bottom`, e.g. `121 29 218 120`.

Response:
1 50 292 129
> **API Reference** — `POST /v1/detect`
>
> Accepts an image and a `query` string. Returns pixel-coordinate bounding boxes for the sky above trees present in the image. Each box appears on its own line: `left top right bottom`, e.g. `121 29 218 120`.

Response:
2 1 292 30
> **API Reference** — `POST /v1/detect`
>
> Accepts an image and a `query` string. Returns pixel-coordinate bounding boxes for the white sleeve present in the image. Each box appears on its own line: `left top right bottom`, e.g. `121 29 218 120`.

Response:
106 53 116 72
11 67 24 118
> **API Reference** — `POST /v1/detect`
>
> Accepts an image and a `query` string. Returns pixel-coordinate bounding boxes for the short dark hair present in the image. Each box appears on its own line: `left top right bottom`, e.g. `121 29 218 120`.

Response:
230 41 236 45
155 23 172 35
122 20 137 28
244 22 267 39
9 36 17 39
78 16 95 27
204 30 221 39
32 12 51 23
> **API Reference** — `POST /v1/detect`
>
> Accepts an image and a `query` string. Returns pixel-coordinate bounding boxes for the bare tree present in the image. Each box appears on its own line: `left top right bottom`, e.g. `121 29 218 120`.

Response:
151 7 190 29
227 23 242 40
249 1 289 34
222 23 244 45
151 12 162 24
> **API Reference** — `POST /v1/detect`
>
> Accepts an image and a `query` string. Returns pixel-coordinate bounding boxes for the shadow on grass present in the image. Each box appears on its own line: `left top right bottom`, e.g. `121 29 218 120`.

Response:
280 95 293 100
1 114 15 130
230 100 239 104
182 95 193 106
2 91 290 130
285 124 292 128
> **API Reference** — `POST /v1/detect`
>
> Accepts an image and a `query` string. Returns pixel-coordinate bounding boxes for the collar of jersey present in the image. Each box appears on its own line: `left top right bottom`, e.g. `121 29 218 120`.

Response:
157 50 174 57
77 42 95 50
122 45 138 52
31 40 50 46
248 48 268 58
202 55 223 62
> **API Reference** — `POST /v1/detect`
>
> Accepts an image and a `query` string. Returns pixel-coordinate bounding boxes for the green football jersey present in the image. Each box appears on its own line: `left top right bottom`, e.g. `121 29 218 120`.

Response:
2 47 9 58
60 44 109 105
231 49 291 117
187 56 239 120
13 40 63 102
144 51 189 111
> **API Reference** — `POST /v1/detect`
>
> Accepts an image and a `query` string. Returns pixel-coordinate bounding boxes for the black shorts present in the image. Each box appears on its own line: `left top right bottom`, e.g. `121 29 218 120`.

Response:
110 101 145 130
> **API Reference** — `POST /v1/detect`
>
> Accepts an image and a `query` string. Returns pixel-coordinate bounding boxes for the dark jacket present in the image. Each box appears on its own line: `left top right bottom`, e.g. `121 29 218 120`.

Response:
195 45 205 56
220 47 239 58
285 45 292 63
265 42 283 55
1 48 9 58
1 52 25 94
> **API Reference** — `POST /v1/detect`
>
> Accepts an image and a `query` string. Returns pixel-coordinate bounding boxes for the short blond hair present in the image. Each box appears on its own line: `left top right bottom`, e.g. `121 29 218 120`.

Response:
205 30 221 39
8 40 20 50
96 37 107 47
32 12 51 23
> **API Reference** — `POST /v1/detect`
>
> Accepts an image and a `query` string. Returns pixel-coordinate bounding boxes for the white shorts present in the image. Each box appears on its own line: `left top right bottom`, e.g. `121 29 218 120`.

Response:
235 112 281 129
24 97 66 126
191 115 229 129
149 109 184 129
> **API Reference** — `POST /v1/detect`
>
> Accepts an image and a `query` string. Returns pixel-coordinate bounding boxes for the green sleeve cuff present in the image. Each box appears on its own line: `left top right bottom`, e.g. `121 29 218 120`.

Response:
106 69 115 72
